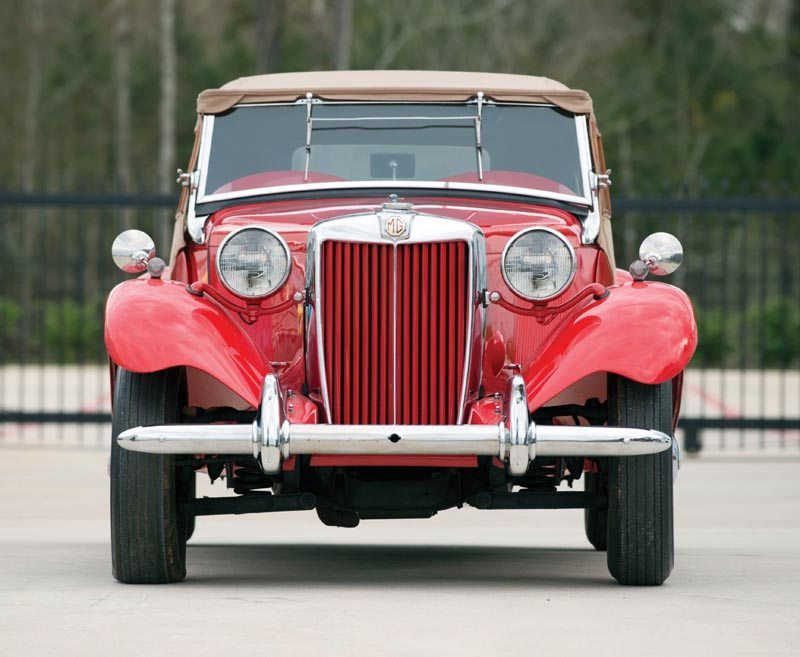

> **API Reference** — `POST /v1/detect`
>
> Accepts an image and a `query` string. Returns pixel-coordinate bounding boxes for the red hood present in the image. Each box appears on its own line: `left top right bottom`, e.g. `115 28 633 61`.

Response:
206 196 583 254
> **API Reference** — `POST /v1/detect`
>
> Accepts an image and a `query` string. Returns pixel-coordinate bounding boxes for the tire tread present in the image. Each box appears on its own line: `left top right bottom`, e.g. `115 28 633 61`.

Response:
606 376 674 586
111 368 187 584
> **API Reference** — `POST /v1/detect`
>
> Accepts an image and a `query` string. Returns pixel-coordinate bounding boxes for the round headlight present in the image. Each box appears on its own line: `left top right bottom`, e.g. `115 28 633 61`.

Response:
502 228 576 301
216 227 291 298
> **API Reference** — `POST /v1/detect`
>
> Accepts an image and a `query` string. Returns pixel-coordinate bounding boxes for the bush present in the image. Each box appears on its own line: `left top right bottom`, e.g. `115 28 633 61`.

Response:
748 298 800 367
693 308 732 367
0 297 23 362
42 297 104 363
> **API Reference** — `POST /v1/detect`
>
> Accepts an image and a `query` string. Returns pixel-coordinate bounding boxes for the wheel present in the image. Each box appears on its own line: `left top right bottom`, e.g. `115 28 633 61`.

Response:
584 468 607 551
606 376 674 586
110 368 191 584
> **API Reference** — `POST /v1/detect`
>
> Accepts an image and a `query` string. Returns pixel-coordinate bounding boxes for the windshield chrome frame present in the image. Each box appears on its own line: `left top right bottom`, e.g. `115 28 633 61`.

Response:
189 100 598 244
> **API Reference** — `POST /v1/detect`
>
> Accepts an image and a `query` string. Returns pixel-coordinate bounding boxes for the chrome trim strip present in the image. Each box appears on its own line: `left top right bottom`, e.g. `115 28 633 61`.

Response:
310 228 332 421
475 91 484 181
303 92 313 181
391 232 398 423
500 226 578 302
198 180 591 208
196 115 214 205
187 116 215 244
214 225 292 299
578 114 602 245
575 114 592 203
312 114 478 123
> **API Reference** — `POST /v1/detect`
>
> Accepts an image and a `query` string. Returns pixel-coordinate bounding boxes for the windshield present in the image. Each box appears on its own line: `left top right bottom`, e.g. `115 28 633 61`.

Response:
201 103 586 199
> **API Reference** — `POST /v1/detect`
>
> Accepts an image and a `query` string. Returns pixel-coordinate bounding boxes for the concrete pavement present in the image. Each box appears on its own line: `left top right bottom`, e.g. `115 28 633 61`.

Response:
0 446 798 656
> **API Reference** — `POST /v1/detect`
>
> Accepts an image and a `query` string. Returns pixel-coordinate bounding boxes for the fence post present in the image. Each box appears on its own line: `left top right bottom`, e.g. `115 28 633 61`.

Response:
683 426 702 454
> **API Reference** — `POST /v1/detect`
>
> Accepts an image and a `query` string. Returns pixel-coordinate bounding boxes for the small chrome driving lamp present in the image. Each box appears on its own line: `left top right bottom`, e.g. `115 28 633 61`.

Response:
630 232 683 281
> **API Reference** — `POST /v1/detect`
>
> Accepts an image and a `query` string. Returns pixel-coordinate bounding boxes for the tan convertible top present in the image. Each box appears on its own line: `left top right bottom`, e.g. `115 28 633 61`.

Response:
197 70 593 115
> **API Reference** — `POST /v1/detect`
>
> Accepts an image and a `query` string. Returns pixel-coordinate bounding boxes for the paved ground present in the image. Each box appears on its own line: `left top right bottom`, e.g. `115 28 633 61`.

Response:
1 447 798 656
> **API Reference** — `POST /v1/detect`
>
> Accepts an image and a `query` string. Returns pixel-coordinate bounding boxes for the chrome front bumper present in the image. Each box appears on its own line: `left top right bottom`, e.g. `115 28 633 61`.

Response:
117 374 672 476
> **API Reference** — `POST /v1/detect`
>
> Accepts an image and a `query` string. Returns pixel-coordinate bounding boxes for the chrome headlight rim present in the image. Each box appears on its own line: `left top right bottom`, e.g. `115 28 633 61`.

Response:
501 226 577 302
215 225 292 299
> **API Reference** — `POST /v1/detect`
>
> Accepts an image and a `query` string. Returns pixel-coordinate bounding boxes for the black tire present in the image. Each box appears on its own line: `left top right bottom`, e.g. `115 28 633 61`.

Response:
111 368 191 584
584 469 607 551
185 475 196 542
606 376 674 586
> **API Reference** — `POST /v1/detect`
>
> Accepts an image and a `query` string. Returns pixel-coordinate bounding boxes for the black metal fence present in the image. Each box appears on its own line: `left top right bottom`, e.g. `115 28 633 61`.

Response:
1 189 798 452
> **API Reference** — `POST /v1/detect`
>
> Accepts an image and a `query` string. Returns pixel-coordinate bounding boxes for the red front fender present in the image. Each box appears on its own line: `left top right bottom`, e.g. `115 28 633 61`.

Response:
105 278 268 407
524 281 697 411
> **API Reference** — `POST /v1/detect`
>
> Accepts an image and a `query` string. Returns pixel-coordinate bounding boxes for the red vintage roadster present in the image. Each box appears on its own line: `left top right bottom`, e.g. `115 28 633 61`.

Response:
106 71 696 585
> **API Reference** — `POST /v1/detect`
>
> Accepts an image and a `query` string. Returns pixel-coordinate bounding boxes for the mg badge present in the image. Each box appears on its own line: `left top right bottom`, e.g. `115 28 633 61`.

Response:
378 209 414 240
385 215 408 238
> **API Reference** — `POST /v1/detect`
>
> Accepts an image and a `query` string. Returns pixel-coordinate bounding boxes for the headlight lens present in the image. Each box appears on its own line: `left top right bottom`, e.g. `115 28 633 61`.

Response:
217 227 290 298
502 228 576 300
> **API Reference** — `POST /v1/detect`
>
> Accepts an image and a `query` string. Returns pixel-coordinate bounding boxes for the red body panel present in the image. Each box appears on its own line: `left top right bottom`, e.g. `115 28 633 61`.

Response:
200 197 596 403
309 455 478 468
105 278 269 407
109 195 696 427
523 281 697 410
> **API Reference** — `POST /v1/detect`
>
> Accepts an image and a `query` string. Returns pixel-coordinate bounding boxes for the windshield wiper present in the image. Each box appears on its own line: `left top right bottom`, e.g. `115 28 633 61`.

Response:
475 91 484 181
301 93 487 182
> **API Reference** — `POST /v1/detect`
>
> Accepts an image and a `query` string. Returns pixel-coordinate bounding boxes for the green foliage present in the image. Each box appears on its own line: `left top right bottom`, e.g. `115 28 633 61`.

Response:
694 308 731 367
42 297 104 364
692 297 800 369
0 293 106 365
747 298 800 367
0 297 23 362
1 0 798 191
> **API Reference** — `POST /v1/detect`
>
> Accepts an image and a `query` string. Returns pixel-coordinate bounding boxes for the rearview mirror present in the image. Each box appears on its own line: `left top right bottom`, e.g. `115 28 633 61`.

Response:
638 232 683 276
112 229 155 273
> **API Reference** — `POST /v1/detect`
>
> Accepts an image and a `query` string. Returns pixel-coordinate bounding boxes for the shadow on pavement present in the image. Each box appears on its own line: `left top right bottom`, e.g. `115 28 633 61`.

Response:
184 543 615 588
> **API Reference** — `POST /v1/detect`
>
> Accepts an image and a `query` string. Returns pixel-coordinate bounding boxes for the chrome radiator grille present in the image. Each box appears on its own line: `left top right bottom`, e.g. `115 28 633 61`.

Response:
319 239 470 425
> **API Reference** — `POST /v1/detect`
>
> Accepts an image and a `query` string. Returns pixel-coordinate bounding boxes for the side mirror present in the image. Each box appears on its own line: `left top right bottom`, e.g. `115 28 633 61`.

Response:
112 230 155 273
630 232 683 280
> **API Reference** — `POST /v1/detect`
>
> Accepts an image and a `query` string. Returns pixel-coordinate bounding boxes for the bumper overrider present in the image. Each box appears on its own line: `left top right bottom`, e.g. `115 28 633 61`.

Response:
117 374 673 476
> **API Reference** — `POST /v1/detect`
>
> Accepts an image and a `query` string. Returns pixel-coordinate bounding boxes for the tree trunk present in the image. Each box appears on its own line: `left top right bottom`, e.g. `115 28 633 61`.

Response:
20 0 44 367
256 0 284 73
158 0 177 250
310 0 326 70
113 0 133 226
113 0 132 192
22 0 43 192
333 0 353 70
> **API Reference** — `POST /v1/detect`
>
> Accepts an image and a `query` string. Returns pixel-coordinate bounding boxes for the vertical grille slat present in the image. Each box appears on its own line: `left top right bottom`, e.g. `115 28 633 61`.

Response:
321 240 469 425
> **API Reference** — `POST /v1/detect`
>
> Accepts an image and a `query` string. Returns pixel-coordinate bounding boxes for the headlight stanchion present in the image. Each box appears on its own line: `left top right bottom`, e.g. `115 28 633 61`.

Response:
185 281 304 323
488 283 608 323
